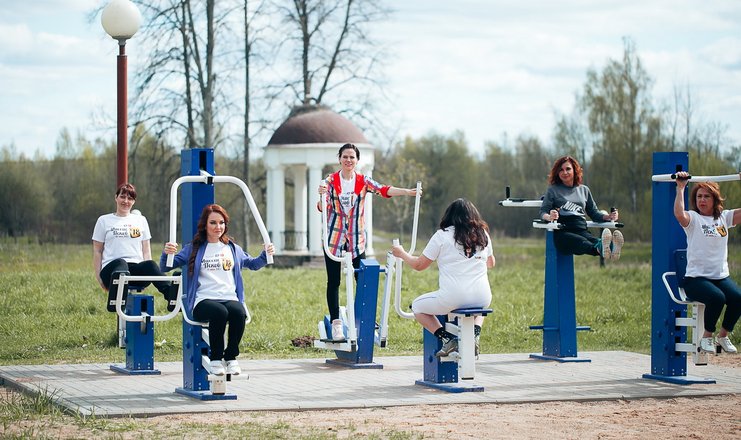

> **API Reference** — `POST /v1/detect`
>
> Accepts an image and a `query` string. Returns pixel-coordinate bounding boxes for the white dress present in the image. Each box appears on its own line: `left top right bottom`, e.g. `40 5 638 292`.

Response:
411 227 493 315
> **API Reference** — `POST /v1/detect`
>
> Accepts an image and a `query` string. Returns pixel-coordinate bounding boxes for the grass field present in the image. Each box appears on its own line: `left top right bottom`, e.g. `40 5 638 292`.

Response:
0 236 739 438
2 236 737 366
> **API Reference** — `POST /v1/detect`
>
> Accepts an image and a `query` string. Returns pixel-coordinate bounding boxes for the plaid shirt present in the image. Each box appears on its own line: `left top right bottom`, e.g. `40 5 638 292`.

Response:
323 171 390 258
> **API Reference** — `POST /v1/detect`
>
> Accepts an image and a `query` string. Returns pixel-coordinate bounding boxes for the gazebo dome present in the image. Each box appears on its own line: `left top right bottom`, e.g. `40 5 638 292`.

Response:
268 105 368 145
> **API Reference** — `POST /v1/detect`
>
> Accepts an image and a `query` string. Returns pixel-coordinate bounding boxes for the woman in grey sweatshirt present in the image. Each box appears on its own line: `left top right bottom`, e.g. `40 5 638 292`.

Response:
539 156 623 260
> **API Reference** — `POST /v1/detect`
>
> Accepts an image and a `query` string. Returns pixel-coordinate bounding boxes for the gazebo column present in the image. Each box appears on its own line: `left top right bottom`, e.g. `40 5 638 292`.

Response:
292 165 308 251
308 166 323 256
267 165 285 253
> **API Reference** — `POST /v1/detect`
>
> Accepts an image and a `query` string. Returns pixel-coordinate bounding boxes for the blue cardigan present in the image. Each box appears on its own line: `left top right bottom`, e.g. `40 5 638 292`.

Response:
160 241 268 316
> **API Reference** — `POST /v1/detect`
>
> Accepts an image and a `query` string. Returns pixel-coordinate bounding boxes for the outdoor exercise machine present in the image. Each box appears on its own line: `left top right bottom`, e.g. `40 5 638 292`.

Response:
377 186 491 392
167 148 273 399
644 151 739 384
499 188 623 362
311 181 414 368
109 273 182 375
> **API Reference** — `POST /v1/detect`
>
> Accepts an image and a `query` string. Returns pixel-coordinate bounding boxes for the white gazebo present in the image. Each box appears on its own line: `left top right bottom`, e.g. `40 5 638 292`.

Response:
264 106 377 257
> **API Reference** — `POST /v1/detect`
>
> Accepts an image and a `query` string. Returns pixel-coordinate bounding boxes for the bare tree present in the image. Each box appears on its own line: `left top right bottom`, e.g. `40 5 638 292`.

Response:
128 0 242 153
272 0 390 123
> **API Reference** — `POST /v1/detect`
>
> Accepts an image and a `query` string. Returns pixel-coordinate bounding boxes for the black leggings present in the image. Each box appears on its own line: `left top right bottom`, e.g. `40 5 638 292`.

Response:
683 276 741 333
100 258 170 294
324 251 364 321
552 216 600 256
193 299 246 361
553 229 600 256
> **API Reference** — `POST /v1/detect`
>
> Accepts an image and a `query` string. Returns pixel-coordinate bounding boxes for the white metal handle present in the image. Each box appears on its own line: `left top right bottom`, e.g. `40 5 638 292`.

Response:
409 181 422 254
167 172 273 267
115 274 182 322
652 173 740 183
320 179 344 263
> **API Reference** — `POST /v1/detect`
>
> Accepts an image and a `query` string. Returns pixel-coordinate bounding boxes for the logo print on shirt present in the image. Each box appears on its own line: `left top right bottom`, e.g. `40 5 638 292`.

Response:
339 191 356 211
129 227 141 238
701 223 726 238
560 201 585 215
222 257 233 271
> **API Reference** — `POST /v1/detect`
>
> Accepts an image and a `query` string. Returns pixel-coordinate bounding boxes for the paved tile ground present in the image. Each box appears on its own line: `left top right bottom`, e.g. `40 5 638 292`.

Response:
1 351 739 418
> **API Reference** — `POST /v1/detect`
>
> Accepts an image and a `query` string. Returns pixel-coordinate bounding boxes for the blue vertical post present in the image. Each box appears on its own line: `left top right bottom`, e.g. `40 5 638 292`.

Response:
329 259 383 368
110 294 160 375
643 152 713 384
174 148 227 398
529 231 590 362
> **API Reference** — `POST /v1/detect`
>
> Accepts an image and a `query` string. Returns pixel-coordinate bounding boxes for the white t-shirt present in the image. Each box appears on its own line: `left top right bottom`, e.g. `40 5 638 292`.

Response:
92 213 152 267
195 242 238 306
683 209 735 279
339 173 357 214
422 227 493 297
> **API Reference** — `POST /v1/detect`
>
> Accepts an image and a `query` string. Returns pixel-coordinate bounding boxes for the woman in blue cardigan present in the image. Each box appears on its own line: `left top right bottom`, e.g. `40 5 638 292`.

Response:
161 204 274 376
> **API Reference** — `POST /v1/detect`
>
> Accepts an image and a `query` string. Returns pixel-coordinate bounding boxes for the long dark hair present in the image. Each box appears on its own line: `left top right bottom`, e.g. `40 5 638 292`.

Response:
188 204 232 276
439 198 489 258
547 156 583 186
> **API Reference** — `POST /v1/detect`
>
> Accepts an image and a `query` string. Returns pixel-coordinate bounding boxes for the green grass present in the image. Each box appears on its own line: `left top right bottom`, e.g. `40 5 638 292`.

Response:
0 237 737 365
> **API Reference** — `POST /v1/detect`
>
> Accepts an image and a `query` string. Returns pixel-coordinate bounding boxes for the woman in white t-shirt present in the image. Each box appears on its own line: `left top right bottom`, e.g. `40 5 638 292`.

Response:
674 171 741 354
161 204 274 376
92 183 175 311
391 198 495 357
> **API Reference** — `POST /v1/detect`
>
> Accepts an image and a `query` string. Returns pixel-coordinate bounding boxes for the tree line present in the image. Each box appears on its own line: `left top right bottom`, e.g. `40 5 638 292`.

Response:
2 31 739 247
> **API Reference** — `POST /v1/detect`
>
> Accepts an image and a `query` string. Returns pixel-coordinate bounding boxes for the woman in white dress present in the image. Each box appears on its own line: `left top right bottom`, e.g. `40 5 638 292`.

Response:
391 198 495 357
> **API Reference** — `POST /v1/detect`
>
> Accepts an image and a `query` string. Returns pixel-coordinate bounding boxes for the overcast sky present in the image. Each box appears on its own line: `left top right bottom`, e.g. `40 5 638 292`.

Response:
1 0 740 159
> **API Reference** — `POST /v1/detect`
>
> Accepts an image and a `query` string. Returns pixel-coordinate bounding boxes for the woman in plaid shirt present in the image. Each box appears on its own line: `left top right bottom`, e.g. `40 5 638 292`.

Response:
318 143 419 340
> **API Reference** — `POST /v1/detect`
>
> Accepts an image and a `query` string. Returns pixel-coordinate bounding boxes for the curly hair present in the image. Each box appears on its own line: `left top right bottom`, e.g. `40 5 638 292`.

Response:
188 204 232 276
439 198 489 258
547 156 583 186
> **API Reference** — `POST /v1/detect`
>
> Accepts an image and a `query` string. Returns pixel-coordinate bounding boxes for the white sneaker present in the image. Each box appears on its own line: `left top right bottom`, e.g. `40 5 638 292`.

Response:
331 319 345 341
699 337 715 353
716 336 738 354
210 360 226 375
225 360 241 375
601 229 612 260
611 230 624 261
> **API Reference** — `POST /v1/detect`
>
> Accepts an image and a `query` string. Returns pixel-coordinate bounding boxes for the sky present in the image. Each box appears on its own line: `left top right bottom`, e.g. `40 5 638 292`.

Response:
1 0 740 159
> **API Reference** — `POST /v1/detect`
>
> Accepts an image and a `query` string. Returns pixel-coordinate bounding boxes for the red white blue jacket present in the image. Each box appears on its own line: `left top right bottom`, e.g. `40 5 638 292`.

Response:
322 171 390 258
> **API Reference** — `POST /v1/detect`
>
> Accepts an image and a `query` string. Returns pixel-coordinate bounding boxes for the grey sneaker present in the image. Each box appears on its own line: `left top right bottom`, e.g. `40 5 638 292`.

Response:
611 230 624 261
435 337 458 358
601 229 612 259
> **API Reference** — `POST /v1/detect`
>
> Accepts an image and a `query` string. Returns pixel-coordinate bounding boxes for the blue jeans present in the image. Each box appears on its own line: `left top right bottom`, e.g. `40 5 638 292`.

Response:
683 277 741 333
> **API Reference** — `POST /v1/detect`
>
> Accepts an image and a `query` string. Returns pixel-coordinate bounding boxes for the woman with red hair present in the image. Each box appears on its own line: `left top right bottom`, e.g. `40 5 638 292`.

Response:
674 171 741 354
539 156 623 259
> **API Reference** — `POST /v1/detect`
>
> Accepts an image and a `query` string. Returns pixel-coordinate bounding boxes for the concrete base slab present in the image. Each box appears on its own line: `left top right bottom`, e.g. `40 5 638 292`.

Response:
1 351 739 417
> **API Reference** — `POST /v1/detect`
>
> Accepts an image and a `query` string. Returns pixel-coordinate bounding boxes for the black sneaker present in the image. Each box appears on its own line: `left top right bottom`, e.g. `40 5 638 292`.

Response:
106 271 129 313
165 283 179 312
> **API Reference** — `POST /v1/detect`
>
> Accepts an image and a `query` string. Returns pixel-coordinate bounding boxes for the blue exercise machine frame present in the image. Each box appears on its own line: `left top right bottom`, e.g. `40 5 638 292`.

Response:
643 151 716 385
